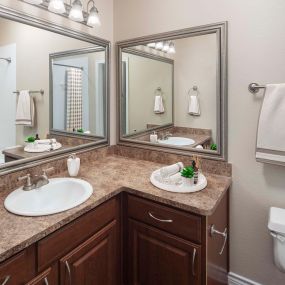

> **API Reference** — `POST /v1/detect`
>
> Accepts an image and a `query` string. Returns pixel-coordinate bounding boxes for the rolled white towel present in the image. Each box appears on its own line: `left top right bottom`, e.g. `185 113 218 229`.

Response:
37 139 56 144
160 162 184 178
195 145 204 149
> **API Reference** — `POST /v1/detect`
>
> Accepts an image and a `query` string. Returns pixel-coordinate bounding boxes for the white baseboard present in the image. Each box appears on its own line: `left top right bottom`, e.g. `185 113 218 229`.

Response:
228 272 262 285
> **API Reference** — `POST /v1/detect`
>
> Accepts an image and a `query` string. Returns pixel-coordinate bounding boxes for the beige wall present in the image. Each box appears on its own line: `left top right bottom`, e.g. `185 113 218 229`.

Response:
122 52 173 134
114 0 285 284
173 35 217 142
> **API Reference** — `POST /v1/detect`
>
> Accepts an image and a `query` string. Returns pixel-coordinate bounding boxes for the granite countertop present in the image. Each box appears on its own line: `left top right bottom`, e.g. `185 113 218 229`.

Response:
0 155 231 262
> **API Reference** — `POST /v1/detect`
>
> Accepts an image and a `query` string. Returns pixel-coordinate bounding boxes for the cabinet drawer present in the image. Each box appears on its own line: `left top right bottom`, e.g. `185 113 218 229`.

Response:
38 197 118 271
127 195 202 243
25 264 58 285
0 246 35 285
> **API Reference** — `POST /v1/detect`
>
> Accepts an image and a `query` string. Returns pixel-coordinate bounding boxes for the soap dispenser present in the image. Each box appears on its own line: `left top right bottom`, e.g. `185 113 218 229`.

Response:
67 153 80 177
150 131 158 143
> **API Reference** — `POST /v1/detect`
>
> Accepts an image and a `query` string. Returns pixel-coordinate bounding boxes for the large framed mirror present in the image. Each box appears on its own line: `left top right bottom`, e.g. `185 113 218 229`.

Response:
117 22 227 160
0 5 110 173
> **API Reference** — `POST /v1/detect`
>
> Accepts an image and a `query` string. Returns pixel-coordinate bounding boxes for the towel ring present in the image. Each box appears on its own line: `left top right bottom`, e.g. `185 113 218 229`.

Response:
188 86 198 97
155 87 163 97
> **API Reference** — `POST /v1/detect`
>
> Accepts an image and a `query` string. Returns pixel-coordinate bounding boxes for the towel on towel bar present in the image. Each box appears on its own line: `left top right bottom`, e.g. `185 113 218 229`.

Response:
256 84 285 165
154 95 165 114
15 90 35 126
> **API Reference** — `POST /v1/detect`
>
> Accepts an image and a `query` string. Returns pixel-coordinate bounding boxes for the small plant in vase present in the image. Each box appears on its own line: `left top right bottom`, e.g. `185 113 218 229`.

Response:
180 166 194 186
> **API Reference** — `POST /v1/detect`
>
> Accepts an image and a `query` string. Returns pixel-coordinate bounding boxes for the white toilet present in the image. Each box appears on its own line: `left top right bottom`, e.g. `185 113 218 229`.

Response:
268 207 285 272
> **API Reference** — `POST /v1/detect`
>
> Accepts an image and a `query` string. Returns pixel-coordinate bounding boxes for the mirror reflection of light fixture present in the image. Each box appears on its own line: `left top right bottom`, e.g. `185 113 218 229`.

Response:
48 0 66 14
155 42 164 50
168 42 176 54
69 0 84 22
24 0 43 4
162 42 170 52
87 0 101 27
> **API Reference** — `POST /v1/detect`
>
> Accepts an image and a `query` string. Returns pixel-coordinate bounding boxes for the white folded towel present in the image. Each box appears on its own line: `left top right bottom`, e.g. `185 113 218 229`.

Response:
15 90 34 126
256 84 285 165
160 162 184 178
188 95 200 116
37 139 57 145
154 95 165 114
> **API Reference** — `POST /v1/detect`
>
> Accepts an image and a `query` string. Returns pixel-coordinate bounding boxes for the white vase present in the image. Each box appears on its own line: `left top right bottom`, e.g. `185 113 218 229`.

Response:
182 177 194 187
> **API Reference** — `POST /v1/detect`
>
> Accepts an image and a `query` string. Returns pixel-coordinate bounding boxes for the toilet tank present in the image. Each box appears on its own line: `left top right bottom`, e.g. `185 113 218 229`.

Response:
268 207 285 272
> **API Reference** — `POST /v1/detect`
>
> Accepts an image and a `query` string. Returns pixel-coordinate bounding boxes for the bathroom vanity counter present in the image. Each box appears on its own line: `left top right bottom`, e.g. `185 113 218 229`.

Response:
0 155 231 263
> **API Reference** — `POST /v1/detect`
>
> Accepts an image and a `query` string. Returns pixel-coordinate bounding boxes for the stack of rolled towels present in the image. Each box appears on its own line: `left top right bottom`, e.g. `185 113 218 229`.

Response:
159 162 184 184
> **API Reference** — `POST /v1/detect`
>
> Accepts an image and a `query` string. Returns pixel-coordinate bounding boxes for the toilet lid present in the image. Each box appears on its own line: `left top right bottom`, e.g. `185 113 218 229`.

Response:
268 207 285 234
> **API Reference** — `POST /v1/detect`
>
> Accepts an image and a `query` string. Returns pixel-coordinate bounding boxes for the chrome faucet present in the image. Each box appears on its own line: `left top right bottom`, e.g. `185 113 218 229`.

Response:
18 167 54 191
161 131 173 140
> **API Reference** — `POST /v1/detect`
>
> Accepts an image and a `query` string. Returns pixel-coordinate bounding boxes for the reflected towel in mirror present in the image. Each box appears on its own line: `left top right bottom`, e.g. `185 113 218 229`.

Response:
154 95 165 114
188 95 200 116
15 90 35 126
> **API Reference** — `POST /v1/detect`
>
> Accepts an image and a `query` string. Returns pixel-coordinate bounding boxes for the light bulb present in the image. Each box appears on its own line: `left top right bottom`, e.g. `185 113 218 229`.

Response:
162 42 170 52
87 6 101 26
69 0 84 22
155 42 163 50
48 0 66 14
168 42 176 54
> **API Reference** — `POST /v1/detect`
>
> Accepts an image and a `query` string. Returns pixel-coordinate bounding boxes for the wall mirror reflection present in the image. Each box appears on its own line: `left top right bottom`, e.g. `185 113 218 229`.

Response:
117 22 227 160
0 16 109 167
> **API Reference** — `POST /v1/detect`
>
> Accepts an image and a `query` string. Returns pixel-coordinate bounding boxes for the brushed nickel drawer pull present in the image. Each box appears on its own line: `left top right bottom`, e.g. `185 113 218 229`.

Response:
210 225 228 255
44 277 49 285
1 276 10 285
148 212 173 223
192 248 197 276
65 260 72 285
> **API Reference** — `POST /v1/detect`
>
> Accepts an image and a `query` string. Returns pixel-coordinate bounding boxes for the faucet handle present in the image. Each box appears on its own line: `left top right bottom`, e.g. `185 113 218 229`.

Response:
42 167 55 176
18 174 34 191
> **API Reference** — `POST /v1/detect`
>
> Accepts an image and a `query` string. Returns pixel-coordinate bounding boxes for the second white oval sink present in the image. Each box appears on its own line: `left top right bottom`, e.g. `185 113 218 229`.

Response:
4 178 93 217
158 137 195 146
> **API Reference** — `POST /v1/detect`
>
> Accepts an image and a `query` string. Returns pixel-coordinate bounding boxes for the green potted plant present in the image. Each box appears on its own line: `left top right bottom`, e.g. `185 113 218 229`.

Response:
180 166 194 186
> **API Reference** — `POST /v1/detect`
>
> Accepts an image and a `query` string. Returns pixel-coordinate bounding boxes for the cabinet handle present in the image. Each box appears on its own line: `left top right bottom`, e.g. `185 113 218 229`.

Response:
192 248 197 276
148 212 173 223
65 261 72 285
0 276 10 285
210 225 228 255
44 277 49 285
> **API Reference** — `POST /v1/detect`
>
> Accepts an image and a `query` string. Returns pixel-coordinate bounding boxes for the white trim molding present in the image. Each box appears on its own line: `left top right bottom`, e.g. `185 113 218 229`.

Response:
228 272 263 285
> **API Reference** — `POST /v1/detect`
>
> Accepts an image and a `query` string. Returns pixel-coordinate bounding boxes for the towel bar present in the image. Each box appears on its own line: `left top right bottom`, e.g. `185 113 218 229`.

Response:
13 90 44 95
248 83 266 94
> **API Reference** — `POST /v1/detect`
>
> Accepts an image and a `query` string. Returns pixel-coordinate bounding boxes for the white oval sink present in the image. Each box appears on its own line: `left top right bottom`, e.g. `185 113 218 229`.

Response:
4 178 93 217
158 137 195 146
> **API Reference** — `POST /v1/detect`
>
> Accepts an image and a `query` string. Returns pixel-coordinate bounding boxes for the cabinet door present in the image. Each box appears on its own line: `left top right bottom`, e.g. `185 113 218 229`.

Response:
0 246 35 285
60 220 118 285
25 264 58 285
128 219 201 285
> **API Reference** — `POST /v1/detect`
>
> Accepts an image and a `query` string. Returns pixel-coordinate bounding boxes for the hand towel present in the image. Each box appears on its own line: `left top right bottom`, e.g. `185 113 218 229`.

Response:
188 95 200 116
37 139 57 145
15 90 34 126
154 95 165 114
160 162 184 178
256 84 285 165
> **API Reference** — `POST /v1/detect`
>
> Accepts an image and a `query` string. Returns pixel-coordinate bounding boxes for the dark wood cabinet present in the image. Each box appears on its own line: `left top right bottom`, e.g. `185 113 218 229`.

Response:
0 192 228 285
0 246 35 285
60 220 118 285
127 219 201 285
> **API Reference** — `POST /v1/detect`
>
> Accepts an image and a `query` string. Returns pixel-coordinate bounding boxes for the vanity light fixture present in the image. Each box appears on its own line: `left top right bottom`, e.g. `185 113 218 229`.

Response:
69 0 84 22
87 0 101 27
48 0 66 14
19 0 101 28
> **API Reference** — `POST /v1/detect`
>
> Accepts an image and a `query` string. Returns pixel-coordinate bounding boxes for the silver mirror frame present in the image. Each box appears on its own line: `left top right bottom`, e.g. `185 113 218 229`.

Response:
116 22 228 161
0 4 110 175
